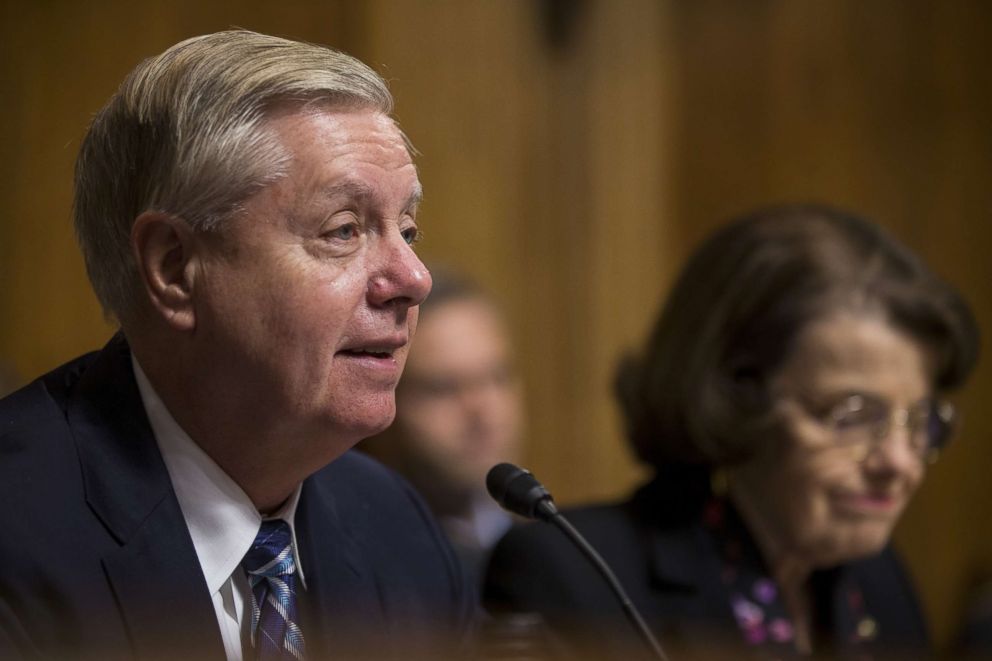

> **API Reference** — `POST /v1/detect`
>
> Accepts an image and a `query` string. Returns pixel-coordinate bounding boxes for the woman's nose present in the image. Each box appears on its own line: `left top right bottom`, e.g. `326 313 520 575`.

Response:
862 423 924 475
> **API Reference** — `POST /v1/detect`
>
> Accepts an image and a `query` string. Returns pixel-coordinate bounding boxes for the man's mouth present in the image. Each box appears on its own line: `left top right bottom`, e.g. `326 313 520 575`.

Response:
338 347 396 358
336 335 408 360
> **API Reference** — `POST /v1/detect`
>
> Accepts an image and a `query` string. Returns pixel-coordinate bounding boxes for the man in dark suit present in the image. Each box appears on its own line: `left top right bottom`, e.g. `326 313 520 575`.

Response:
0 30 472 660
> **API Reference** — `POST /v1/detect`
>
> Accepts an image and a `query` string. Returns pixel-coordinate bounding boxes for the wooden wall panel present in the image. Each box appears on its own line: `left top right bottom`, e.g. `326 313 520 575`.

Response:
557 0 677 501
1 0 989 651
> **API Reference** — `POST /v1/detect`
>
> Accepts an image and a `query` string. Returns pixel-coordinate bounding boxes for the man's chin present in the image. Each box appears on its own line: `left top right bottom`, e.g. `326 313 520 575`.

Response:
356 418 395 442
322 409 396 447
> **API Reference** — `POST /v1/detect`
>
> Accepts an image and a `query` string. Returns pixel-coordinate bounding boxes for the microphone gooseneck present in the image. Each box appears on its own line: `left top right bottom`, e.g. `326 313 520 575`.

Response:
485 463 670 661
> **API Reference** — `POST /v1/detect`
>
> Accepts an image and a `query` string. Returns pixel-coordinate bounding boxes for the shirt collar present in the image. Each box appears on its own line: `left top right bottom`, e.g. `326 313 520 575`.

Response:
131 356 307 593
439 493 512 550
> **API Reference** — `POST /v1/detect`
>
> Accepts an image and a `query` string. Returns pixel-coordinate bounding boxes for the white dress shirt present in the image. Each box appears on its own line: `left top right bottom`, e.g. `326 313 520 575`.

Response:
439 494 512 552
132 358 307 661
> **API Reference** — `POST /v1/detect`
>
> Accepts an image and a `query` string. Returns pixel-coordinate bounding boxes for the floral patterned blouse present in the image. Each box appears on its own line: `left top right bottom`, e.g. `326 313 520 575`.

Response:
702 498 880 660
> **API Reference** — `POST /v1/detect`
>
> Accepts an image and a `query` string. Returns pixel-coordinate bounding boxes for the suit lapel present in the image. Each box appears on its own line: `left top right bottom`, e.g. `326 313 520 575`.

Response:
296 471 386 657
69 335 223 659
100 504 223 659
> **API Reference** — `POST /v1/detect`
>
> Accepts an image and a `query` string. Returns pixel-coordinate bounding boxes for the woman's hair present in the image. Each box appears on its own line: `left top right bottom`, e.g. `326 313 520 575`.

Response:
616 204 980 470
74 30 395 325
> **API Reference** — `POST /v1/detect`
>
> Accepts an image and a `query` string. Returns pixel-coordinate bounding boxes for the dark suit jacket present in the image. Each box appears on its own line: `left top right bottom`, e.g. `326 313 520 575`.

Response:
0 335 474 660
484 479 929 660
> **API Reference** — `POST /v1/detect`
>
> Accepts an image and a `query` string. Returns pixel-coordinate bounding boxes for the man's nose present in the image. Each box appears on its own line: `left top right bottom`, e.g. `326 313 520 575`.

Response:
367 230 432 310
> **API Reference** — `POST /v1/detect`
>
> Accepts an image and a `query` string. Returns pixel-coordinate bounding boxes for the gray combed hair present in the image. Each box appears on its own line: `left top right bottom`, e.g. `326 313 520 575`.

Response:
73 29 394 324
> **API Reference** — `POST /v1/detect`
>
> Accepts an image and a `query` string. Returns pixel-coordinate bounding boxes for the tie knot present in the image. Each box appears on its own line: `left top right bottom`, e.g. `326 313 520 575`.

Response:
243 520 296 579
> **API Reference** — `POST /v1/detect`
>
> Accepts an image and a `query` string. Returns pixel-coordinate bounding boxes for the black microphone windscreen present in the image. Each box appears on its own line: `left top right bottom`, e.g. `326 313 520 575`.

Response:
486 463 557 521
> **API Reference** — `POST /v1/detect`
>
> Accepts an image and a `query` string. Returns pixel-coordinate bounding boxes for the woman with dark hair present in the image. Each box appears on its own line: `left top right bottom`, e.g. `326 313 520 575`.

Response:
484 205 980 659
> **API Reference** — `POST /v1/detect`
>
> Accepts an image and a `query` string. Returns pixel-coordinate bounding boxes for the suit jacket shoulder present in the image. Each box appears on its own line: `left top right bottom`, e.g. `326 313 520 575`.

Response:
297 450 476 657
0 338 476 659
0 337 221 660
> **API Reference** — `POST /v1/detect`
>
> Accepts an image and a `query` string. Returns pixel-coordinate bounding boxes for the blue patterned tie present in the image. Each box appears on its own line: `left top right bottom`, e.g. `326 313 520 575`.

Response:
243 520 306 660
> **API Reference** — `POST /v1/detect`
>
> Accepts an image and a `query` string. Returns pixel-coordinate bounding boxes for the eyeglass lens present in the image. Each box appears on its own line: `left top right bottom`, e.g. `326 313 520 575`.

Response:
828 394 954 455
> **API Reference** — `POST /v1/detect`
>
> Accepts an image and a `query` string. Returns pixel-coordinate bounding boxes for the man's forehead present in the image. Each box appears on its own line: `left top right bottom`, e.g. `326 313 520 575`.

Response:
266 102 405 144
317 178 423 208
261 107 421 201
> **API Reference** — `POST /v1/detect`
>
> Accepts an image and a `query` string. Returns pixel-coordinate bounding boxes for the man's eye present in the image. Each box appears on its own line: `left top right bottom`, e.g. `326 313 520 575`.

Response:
326 223 358 241
401 227 423 245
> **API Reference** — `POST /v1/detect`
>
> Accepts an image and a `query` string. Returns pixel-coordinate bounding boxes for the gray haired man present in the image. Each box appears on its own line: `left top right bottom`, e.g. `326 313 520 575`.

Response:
0 30 472 660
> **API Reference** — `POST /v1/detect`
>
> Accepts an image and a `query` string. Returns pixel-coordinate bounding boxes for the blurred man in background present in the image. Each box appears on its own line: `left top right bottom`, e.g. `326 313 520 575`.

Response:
364 269 525 587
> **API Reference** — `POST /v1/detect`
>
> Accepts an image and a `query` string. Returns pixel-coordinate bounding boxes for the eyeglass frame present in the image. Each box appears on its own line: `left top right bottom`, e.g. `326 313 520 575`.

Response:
776 391 957 464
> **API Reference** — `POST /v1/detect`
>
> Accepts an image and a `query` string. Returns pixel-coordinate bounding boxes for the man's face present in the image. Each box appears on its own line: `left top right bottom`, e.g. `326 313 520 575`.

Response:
192 108 430 451
393 298 524 497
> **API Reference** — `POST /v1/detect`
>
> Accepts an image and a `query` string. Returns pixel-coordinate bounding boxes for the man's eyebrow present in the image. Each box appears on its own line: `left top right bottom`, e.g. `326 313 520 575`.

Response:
319 180 423 213
407 182 423 211
320 180 375 202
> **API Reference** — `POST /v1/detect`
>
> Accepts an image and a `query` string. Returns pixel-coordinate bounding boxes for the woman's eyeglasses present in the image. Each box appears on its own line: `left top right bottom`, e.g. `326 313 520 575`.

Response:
791 393 956 463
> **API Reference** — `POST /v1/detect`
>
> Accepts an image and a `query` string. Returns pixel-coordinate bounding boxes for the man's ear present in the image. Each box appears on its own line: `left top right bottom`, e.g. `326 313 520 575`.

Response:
131 211 199 331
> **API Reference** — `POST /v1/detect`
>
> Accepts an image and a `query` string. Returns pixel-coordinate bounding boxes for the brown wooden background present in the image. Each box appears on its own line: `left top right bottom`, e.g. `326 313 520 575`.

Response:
1 0 989 650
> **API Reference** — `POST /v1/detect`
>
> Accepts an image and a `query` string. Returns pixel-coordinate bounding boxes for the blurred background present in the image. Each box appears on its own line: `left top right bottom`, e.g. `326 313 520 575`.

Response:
0 0 989 651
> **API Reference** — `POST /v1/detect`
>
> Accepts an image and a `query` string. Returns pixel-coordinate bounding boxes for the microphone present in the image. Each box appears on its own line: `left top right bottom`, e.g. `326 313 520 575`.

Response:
485 462 559 521
486 463 670 661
